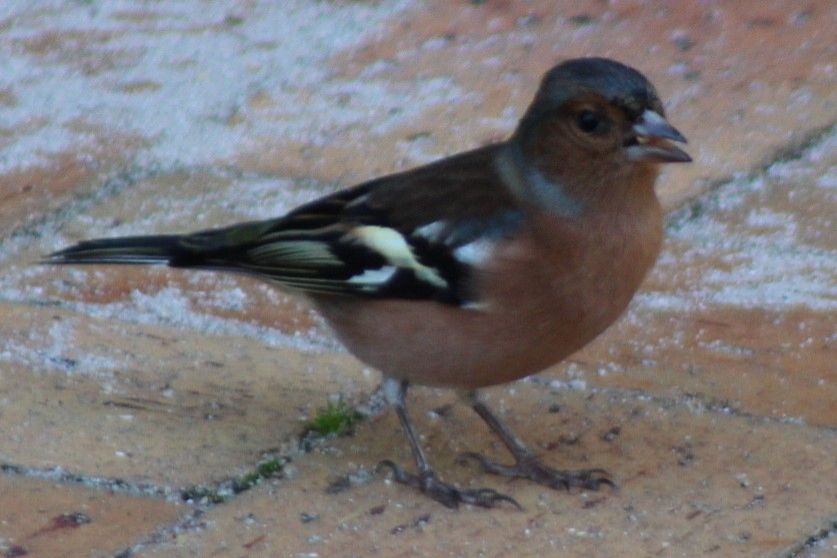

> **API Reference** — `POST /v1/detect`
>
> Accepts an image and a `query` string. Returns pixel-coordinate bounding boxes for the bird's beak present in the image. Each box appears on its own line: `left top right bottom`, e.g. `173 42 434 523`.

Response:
625 110 691 163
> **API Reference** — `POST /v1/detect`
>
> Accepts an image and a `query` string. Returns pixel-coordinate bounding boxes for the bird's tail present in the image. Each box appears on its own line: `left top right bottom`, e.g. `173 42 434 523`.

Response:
44 234 199 267
45 220 276 273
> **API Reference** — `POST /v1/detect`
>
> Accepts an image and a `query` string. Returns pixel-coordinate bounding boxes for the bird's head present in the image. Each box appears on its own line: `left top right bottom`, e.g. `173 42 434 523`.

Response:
515 57 691 169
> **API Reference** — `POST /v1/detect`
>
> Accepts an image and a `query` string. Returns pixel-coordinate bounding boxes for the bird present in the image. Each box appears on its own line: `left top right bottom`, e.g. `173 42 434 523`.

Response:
45 57 690 509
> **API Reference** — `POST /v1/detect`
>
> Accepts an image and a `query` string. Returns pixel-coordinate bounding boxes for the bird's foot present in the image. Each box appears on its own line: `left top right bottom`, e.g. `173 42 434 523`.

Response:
378 460 521 509
459 452 614 491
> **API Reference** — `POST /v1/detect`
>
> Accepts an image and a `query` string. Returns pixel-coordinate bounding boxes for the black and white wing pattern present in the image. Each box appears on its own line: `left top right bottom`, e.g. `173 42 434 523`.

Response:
47 146 524 307
193 146 523 306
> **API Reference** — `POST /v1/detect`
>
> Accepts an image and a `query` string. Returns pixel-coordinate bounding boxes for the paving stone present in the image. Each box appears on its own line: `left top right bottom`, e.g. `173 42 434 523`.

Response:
577 306 835 427
0 1 833 557
0 474 180 558
136 385 836 558
0 303 369 486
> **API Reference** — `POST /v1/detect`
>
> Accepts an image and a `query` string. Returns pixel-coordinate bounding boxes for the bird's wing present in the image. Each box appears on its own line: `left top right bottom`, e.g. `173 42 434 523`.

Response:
186 145 524 305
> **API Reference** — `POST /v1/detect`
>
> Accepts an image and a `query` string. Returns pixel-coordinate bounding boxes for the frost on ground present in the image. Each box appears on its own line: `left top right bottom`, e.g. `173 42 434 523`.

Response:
0 173 337 374
0 0 431 173
62 287 330 353
639 130 837 312
0 315 118 379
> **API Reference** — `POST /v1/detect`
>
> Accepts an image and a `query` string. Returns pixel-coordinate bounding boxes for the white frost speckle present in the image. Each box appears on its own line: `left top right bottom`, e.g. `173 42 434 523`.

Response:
0 318 117 377
0 0 418 173
61 287 330 352
640 129 836 312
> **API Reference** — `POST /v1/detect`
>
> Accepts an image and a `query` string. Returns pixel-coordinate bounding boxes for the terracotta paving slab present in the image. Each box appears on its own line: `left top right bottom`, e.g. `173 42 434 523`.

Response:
0 1 834 557
0 475 180 558
0 303 368 486
137 386 836 558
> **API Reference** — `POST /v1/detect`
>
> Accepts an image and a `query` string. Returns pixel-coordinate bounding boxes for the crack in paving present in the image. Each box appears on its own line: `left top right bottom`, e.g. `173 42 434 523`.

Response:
523 374 821 427
113 508 206 558
19 166 154 233
666 122 835 230
783 518 837 558
0 451 300 507
0 396 381 501
0 462 177 502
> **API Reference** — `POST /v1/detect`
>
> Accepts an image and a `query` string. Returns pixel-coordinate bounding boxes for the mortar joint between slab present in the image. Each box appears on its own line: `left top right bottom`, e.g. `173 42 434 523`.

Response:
112 508 207 558
666 122 836 230
0 461 175 501
525 375 828 428
2 164 158 248
783 516 837 558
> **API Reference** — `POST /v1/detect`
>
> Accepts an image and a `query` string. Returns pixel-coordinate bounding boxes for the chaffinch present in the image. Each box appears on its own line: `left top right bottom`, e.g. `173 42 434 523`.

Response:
47 57 690 508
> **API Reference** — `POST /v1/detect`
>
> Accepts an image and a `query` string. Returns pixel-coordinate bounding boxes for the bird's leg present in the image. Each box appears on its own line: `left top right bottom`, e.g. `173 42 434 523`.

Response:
377 377 520 509
460 390 614 491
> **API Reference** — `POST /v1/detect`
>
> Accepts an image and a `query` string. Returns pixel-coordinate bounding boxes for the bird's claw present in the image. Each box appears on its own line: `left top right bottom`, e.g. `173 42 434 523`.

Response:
458 452 615 491
377 460 521 509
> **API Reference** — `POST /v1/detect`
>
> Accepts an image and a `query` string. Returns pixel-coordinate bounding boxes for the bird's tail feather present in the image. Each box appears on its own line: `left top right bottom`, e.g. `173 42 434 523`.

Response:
44 235 196 266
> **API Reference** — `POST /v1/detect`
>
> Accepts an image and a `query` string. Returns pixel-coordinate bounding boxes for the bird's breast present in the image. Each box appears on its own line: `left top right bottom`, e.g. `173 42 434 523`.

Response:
315 193 662 389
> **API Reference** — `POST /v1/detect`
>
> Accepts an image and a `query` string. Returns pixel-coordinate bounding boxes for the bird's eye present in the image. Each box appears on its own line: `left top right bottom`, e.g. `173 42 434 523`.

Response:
576 110 602 133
